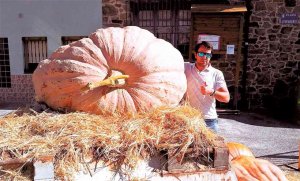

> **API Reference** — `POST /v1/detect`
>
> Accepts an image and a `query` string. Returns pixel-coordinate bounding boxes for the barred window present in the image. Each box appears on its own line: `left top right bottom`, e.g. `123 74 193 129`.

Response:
0 38 11 88
62 36 87 45
23 37 47 74
129 0 191 59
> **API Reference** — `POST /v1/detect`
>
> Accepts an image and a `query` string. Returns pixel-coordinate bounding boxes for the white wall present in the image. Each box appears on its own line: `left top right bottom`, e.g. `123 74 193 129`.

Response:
0 0 102 75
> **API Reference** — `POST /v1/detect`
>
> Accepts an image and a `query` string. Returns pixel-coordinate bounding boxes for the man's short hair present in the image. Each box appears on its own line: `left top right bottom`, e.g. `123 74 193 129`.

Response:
194 41 213 52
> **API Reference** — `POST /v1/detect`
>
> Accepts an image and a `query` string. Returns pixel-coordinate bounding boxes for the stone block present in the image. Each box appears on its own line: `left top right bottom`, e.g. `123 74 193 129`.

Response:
103 4 118 16
257 73 270 85
269 43 279 51
262 22 272 28
34 156 54 181
249 22 259 27
281 27 293 34
249 49 264 54
255 1 267 11
268 34 277 41
255 29 266 36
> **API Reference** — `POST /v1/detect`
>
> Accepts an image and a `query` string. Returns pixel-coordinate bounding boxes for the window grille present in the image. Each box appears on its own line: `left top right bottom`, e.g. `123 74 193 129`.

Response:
129 0 191 59
0 38 11 88
23 37 47 74
61 36 88 45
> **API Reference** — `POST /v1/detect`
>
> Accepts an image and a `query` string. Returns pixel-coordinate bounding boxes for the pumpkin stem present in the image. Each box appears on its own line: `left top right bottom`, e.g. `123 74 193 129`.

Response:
83 74 129 90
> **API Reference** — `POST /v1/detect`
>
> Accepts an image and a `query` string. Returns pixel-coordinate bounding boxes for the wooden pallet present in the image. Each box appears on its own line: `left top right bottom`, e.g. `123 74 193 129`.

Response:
167 136 229 173
0 137 233 180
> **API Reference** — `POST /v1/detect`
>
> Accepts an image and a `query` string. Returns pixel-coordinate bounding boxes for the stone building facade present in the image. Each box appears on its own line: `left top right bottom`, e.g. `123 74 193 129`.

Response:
1 0 298 120
246 0 299 119
102 0 299 119
0 0 102 105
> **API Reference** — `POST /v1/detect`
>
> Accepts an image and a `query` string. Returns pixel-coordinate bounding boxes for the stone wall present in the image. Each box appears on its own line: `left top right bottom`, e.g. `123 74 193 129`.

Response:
102 0 129 27
247 0 299 119
211 53 242 109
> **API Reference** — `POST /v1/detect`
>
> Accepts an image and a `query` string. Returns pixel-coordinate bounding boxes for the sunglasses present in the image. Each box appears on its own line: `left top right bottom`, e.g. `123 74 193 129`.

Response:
197 52 212 59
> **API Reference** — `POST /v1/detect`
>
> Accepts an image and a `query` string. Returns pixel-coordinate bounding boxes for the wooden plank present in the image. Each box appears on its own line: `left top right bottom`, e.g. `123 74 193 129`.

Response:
193 17 240 22
167 147 213 172
193 19 240 24
194 22 240 27
191 4 247 13
194 18 241 23
193 23 240 28
168 146 229 172
213 147 229 168
192 30 240 35
193 28 240 34
193 20 240 25
192 25 240 31
0 158 30 170
192 29 240 35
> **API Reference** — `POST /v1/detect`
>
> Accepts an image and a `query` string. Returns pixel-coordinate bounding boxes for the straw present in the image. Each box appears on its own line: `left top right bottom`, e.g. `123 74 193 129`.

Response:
0 105 219 180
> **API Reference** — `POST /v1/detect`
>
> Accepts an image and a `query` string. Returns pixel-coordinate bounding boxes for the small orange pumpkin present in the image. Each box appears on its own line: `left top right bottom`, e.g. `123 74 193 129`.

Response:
227 142 255 161
32 26 187 114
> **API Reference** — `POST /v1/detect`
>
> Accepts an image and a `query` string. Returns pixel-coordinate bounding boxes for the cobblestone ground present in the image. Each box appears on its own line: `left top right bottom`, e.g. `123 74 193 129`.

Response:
218 113 300 179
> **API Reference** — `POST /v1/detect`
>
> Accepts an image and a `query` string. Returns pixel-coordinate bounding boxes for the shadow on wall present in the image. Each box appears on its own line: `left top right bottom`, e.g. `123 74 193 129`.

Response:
263 79 299 123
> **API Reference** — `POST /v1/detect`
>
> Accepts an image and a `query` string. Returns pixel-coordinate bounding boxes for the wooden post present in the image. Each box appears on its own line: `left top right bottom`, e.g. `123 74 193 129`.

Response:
189 13 195 61
233 15 244 110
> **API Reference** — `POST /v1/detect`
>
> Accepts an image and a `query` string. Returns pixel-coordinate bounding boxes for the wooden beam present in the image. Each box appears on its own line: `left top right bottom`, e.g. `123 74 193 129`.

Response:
298 143 300 170
233 16 244 109
0 158 29 170
189 15 195 61
191 4 247 13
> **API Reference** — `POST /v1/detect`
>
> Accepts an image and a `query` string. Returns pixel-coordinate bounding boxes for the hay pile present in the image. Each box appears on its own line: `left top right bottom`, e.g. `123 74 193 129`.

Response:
0 105 218 180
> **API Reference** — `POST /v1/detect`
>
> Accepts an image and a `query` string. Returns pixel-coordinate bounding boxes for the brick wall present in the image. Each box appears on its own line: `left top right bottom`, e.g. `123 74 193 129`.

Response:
0 75 35 104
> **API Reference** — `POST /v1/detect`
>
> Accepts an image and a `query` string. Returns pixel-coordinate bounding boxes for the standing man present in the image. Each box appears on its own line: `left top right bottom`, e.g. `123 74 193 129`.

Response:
184 41 230 132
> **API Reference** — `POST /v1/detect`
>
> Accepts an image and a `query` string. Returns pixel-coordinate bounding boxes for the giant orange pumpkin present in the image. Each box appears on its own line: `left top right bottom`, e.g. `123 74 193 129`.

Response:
32 26 187 114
